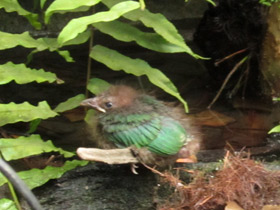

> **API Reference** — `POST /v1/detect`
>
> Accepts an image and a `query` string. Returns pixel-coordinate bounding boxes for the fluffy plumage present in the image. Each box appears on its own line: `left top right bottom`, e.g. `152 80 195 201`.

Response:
81 85 199 166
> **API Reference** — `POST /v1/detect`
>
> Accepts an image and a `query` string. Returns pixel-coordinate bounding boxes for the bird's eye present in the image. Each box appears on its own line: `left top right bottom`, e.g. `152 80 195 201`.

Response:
104 102 113 108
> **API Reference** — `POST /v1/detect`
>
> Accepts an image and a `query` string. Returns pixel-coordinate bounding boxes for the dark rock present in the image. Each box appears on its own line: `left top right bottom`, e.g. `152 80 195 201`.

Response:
33 163 157 210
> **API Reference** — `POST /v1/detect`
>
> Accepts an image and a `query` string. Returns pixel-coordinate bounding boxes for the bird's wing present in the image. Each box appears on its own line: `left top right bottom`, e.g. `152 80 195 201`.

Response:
147 117 186 156
102 113 161 148
102 114 187 156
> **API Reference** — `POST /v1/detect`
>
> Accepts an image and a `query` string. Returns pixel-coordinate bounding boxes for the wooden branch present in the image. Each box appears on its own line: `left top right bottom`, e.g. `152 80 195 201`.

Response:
77 141 280 165
76 147 138 164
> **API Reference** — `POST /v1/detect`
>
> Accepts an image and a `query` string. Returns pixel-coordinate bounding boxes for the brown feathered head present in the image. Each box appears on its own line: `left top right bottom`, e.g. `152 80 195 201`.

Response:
80 85 140 113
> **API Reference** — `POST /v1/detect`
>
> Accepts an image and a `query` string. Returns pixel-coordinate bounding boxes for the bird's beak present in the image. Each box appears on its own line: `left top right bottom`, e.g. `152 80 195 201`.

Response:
80 98 106 113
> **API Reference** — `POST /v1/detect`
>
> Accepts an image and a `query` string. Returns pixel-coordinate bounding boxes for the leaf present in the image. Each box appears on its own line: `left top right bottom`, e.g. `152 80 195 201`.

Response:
58 1 140 45
0 0 41 29
25 31 90 63
101 0 203 59
0 160 88 189
205 0 216 6
0 31 90 52
87 78 111 95
40 31 92 50
259 0 272 6
0 32 58 52
132 12 197 56
90 45 189 112
0 135 74 161
0 199 17 210
40 0 47 9
54 94 86 112
20 160 88 189
63 29 91 46
0 101 57 126
56 50 75 62
0 31 46 51
27 119 42 134
93 21 186 53
45 0 101 23
0 62 61 85
268 125 280 134
139 0 146 10
84 109 96 124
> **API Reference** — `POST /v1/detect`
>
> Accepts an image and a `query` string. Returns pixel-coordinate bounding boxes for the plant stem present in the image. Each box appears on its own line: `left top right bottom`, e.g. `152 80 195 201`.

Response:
6 179 22 210
0 153 21 209
85 27 94 99
0 152 21 209
0 156 43 210
208 56 248 109
139 0 146 10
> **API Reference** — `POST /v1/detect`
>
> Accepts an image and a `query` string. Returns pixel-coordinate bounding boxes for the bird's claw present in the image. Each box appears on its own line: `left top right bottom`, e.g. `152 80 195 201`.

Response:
131 163 139 175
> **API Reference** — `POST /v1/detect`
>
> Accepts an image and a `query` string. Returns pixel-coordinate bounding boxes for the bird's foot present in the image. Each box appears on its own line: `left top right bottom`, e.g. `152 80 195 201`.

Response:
176 155 197 163
130 163 139 175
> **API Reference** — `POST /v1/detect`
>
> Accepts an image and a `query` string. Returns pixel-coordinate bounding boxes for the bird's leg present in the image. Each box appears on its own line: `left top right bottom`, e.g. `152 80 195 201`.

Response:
129 146 160 174
129 146 142 174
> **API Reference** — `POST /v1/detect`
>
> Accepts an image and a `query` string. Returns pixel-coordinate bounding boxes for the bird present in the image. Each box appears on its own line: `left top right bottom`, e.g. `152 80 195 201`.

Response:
80 85 200 169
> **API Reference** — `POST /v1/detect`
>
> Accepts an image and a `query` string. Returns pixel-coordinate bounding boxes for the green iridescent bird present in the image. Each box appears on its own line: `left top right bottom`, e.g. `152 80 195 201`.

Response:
81 85 200 167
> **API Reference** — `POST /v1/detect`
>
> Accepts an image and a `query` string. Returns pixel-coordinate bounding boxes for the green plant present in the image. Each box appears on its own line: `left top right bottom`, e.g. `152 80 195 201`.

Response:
0 0 202 208
185 0 215 6
269 124 280 134
259 0 280 6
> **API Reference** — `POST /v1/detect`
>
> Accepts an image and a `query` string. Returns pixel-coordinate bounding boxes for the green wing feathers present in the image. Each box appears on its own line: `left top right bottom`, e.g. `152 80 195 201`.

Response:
147 118 186 155
101 113 187 156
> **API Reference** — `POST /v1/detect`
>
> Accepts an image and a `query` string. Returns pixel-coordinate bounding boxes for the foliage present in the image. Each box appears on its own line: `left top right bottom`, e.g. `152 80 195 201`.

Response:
259 0 280 6
0 160 88 189
54 94 86 113
0 135 74 161
0 0 201 208
185 0 216 6
0 62 60 85
0 199 17 210
0 0 41 29
0 102 57 126
269 96 280 133
90 45 188 110
87 78 111 95
269 125 280 133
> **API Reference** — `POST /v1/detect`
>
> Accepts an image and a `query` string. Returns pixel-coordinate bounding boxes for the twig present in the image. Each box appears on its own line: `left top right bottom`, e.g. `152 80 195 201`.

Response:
208 56 248 109
196 195 213 207
45 155 55 166
241 64 250 98
140 161 185 188
215 48 248 66
140 161 165 177
0 127 9 138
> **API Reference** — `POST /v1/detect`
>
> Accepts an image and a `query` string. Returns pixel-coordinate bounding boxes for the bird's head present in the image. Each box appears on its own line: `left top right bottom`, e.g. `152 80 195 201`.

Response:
80 85 140 113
